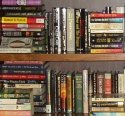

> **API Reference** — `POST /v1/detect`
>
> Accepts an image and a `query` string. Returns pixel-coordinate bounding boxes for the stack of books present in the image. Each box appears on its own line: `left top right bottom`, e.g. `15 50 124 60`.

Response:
89 7 124 53
0 61 47 113
0 88 33 116
1 0 46 53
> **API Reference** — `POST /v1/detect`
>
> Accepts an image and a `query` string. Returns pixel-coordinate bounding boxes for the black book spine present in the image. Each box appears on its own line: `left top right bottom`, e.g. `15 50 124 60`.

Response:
60 7 67 54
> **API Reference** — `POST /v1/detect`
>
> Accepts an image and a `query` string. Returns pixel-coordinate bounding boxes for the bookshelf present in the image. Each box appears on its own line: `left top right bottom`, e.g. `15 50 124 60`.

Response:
1 53 125 61
1 0 125 116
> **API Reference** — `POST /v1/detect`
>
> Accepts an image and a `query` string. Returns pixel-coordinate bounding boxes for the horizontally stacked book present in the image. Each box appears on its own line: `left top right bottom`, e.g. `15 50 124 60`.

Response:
0 61 47 114
0 88 33 116
1 0 46 53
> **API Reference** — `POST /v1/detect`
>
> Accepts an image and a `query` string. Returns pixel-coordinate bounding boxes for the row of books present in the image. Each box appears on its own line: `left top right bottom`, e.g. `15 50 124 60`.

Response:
1 5 125 54
45 6 125 54
1 0 46 53
45 68 125 114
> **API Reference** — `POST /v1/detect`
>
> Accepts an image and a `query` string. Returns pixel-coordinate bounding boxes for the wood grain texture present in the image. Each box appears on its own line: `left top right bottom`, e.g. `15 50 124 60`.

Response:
0 53 125 61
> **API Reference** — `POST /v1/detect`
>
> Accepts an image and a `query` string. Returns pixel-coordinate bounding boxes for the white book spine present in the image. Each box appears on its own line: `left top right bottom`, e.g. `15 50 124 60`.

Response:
67 8 75 53
83 69 89 114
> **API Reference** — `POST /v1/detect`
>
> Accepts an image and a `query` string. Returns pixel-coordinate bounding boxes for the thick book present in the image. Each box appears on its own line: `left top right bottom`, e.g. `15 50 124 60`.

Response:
2 17 45 24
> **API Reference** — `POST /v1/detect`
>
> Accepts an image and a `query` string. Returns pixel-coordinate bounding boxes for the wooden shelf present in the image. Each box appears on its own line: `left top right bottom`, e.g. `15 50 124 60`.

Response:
0 53 125 61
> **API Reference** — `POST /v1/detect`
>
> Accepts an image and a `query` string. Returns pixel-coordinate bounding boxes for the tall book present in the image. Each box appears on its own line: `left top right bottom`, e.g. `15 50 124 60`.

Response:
67 8 75 53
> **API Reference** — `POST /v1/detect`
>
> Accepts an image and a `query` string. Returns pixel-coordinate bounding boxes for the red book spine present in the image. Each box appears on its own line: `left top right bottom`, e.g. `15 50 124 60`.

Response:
104 73 112 97
2 24 45 28
0 74 46 80
90 13 124 18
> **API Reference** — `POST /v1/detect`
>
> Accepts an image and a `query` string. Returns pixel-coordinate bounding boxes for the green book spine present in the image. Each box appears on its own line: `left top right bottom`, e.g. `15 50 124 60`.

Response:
75 72 83 113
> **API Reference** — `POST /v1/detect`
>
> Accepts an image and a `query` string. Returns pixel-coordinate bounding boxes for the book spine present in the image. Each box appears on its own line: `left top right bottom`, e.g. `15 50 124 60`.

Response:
0 64 44 70
0 111 31 116
46 69 51 113
2 28 42 31
118 73 124 97
2 17 45 24
90 48 123 53
0 79 45 84
90 37 123 44
96 73 104 97
2 24 44 28
67 8 75 53
2 0 42 6
92 72 97 97
4 84 44 89
2 12 45 17
91 33 123 37
0 74 46 80
89 23 123 30
75 8 86 53
90 29 124 33
57 73 61 112
0 93 30 99
90 18 123 23
66 72 73 113
92 97 124 102
91 107 124 112
0 104 31 110
90 13 124 18
48 12 53 54
92 102 124 107
91 43 123 49
2 6 44 11
53 7 61 54
75 72 83 113
2 31 44 37
60 73 67 113
0 48 32 53
83 69 89 114
45 12 50 54
60 7 67 54
1 69 45 74
104 73 112 97
4 61 44 64
0 99 30 104
50 70 57 113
